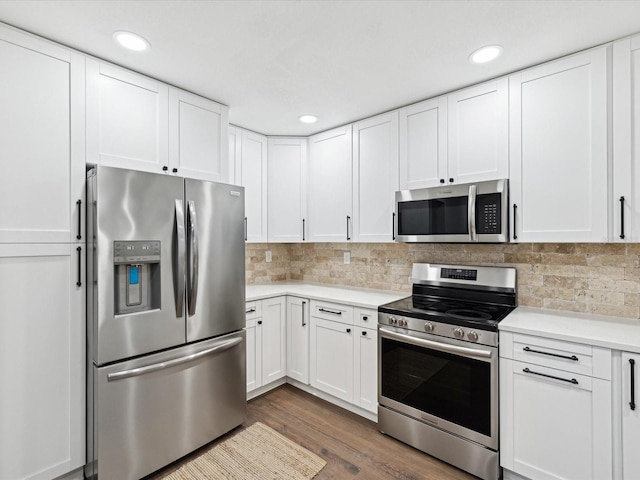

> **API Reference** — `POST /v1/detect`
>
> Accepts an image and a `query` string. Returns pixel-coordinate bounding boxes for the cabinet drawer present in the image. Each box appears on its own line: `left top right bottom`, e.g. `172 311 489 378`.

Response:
245 301 262 320
354 307 377 329
512 334 593 376
310 300 353 325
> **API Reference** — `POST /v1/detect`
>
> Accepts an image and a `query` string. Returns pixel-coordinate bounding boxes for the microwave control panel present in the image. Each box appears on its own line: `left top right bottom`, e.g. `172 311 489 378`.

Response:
476 193 501 234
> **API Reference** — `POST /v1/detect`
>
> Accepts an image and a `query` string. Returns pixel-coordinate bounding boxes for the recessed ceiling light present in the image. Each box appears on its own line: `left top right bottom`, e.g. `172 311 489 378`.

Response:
113 31 150 52
299 115 318 124
469 45 503 64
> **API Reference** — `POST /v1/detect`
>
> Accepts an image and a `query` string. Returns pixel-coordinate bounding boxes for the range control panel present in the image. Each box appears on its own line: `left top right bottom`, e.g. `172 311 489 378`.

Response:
441 268 477 281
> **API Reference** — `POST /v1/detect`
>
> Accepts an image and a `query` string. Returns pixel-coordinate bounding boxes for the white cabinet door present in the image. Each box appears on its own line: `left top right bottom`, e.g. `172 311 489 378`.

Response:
310 317 354 402
500 358 612 480
86 58 169 174
0 244 85 480
240 130 268 242
307 125 353 242
261 296 286 384
447 78 509 185
354 326 377 413
622 352 640 479
286 296 310 384
613 36 640 242
0 27 85 244
509 47 609 242
245 317 261 393
353 111 399 242
399 97 448 190
267 138 308 242
228 125 242 184
169 88 229 182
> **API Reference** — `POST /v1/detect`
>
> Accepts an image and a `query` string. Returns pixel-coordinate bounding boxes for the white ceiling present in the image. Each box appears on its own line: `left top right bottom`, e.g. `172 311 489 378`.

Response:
1 1 640 136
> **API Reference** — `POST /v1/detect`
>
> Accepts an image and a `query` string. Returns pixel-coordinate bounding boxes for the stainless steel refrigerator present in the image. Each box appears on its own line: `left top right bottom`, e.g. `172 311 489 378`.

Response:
85 166 246 480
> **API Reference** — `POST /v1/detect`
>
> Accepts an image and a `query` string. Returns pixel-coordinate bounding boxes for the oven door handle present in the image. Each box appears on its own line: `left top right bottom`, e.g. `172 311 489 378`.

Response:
379 328 493 359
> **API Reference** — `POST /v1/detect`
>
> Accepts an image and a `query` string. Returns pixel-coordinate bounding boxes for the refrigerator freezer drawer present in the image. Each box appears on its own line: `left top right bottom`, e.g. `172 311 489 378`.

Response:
86 331 246 480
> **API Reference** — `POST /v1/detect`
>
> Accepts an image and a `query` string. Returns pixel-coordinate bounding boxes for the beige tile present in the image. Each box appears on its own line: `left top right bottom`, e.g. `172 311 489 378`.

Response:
518 273 544 286
530 286 575 300
504 253 543 264
533 244 576 254
543 276 578 289
518 295 544 308
588 278 640 293
576 243 627 255
542 298 588 313
541 253 587 265
586 254 639 268
626 244 640 255
625 293 640 307
584 290 625 305
588 303 639 318
574 266 626 279
625 268 640 280
532 264 575 277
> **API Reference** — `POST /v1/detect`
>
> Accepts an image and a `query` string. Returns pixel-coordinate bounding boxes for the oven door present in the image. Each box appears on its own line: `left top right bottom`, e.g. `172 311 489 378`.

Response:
378 326 498 450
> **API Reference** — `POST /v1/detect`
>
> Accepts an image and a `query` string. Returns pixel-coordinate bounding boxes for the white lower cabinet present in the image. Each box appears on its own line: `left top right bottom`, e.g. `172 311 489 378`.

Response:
621 352 640 479
0 244 85 480
500 332 612 480
245 297 286 394
354 324 377 413
286 296 310 384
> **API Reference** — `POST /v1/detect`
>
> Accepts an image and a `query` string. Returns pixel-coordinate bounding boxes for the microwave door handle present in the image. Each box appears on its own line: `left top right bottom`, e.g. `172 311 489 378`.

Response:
468 184 477 241
174 199 186 317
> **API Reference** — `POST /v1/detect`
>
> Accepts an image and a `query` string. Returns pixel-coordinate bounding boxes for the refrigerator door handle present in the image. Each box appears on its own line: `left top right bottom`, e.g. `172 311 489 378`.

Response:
174 199 186 317
106 336 243 382
187 200 199 316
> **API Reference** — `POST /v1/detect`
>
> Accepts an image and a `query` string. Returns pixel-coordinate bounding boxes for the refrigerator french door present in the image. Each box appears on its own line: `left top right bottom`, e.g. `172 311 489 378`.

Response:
86 166 246 480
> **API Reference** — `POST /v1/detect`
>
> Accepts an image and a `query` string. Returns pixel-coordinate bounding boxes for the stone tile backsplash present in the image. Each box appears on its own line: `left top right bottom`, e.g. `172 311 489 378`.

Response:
246 243 640 318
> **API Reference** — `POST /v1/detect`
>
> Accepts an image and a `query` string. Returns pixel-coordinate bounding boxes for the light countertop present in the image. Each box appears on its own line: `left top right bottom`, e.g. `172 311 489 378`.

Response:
245 282 407 310
500 306 640 353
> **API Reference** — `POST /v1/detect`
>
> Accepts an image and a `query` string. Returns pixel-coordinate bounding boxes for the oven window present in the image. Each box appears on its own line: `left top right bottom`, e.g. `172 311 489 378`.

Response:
397 197 468 236
381 337 491 436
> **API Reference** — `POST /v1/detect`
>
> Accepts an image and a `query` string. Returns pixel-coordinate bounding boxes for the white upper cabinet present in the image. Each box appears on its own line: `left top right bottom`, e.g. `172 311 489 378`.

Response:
353 111 399 242
86 58 169 174
268 137 308 242
509 46 609 242
238 129 268 242
613 36 640 242
307 125 353 242
0 26 85 244
228 125 242 184
399 96 447 190
448 78 509 185
169 88 229 182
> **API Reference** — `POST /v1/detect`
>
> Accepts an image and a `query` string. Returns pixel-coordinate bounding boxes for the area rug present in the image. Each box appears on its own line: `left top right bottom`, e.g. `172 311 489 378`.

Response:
159 422 326 479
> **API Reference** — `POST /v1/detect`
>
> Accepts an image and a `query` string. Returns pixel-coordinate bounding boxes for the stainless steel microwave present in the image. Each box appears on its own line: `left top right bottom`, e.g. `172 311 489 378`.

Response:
395 179 509 243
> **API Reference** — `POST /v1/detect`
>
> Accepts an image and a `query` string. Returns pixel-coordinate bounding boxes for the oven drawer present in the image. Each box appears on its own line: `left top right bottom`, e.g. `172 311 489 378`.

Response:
310 300 353 325
504 333 599 377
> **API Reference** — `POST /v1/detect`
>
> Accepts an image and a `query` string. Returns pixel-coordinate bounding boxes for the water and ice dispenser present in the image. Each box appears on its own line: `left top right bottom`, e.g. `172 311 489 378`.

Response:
114 241 161 315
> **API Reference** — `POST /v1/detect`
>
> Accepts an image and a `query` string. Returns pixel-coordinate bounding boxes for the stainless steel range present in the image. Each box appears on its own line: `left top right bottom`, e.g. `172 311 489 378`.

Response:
377 263 516 480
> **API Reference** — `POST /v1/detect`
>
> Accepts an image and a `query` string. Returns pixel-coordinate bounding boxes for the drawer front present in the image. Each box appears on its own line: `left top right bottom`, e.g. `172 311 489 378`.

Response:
512 333 592 376
310 300 354 325
245 301 262 320
354 307 377 329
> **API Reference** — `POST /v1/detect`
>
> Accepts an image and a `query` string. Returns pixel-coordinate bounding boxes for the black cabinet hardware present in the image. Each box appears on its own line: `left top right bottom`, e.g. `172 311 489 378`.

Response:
257 320 262 325
392 212 396 240
302 301 306 327
363 316 368 321
523 346 578 361
346 215 351 240
513 204 518 240
244 217 248 241
76 199 82 240
302 218 306 241
319 307 341 315
440 179 445 184
162 166 168 171
631 358 636 411
449 177 454 183
362 331 367 336
346 328 351 333
76 246 82 287
245 308 256 314
172 168 178 173
620 196 626 240
522 367 578 385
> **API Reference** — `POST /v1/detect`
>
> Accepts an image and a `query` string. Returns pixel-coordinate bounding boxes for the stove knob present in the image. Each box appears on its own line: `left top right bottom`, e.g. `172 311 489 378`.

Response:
424 322 434 332
398 318 406 327
388 316 397 325
453 327 464 339
467 330 479 342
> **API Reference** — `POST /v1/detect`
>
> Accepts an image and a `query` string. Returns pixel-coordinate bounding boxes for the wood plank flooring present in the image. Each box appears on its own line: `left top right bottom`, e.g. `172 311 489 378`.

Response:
152 384 476 479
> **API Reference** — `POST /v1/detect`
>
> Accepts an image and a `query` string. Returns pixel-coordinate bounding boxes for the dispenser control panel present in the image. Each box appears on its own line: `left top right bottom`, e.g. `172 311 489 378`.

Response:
114 241 161 264
114 241 161 314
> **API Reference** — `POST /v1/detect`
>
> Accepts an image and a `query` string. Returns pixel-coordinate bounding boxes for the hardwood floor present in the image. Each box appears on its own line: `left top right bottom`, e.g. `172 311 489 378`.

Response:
152 384 476 479
246 384 475 480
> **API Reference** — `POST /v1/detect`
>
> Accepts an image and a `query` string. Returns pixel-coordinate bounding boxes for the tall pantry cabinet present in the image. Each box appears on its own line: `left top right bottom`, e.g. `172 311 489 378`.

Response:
0 25 86 480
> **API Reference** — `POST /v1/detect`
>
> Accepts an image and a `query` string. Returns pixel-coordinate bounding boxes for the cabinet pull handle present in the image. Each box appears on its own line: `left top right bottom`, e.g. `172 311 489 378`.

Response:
346 328 351 333
439 179 445 184
245 307 256 314
76 199 82 240
362 331 367 336
76 246 82 287
620 196 626 240
172 168 178 173
392 212 396 241
631 358 636 411
319 307 342 316
302 218 306 241
363 316 368 321
257 320 262 325
162 166 168 171
513 204 518 240
302 301 306 327
523 346 578 361
244 217 248 241
346 215 351 241
522 367 578 385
